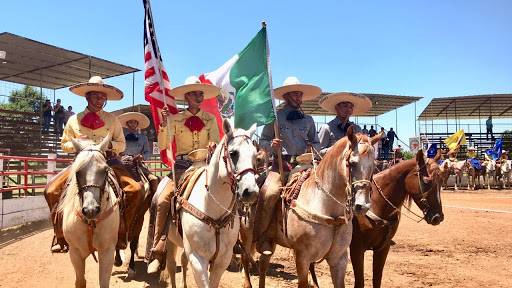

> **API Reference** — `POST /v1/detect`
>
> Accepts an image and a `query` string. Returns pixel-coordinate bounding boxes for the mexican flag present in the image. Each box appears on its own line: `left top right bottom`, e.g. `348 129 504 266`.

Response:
200 26 276 130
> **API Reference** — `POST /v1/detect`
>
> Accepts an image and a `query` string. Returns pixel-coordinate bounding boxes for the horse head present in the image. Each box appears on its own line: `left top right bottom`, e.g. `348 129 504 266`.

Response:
502 160 512 173
347 127 380 214
221 120 259 205
70 135 111 220
413 150 444 225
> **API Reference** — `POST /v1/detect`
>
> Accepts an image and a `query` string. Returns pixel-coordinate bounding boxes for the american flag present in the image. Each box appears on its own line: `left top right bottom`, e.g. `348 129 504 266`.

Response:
143 0 176 165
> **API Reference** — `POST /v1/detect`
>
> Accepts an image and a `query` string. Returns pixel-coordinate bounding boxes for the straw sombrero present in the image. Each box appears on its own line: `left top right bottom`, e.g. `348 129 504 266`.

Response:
70 76 123 100
274 76 322 101
296 153 313 165
170 76 220 100
188 148 208 162
118 112 150 129
319 92 372 116
467 146 477 151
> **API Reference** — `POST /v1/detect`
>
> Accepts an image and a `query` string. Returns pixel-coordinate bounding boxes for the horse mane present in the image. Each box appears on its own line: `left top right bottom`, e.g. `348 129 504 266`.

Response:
376 159 417 208
315 136 351 180
56 141 110 214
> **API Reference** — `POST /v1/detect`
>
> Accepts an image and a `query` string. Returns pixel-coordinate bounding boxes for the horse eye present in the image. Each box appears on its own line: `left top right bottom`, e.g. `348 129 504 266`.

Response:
229 150 239 160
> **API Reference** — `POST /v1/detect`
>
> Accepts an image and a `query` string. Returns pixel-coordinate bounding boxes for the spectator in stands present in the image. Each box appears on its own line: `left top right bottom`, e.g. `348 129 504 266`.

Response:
486 116 493 140
369 125 377 137
379 127 387 158
64 106 74 124
42 99 52 134
53 98 65 135
387 127 399 149
361 124 369 135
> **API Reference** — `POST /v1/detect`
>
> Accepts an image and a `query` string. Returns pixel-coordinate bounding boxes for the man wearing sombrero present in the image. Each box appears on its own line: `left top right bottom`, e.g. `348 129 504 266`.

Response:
45 76 143 252
146 76 220 273
256 77 321 255
260 76 321 167
318 92 372 153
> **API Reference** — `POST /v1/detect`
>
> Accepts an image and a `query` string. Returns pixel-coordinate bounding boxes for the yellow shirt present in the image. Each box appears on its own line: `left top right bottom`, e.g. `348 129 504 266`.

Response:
61 108 126 154
158 109 220 156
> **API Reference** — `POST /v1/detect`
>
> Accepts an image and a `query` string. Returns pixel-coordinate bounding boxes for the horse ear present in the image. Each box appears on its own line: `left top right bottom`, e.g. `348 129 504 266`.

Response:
97 133 112 152
416 149 428 175
370 132 382 146
247 123 257 137
71 138 84 153
347 125 357 149
433 149 442 162
223 119 233 135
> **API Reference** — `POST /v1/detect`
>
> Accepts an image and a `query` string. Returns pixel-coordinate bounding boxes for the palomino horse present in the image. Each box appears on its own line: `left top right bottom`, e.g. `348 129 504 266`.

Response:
350 150 444 288
467 160 484 190
57 136 119 288
483 158 497 189
256 128 380 288
440 159 469 190
163 120 259 288
500 159 512 188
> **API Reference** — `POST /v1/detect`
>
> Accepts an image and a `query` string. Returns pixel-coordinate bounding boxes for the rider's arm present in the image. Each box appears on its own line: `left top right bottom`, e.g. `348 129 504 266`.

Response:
259 122 275 153
157 118 175 151
317 124 331 155
206 114 221 144
308 117 321 153
110 117 126 154
141 134 151 160
61 116 77 153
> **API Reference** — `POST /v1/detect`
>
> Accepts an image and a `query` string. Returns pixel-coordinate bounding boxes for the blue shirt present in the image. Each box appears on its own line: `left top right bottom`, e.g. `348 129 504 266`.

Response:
123 129 151 160
260 105 320 156
318 118 361 153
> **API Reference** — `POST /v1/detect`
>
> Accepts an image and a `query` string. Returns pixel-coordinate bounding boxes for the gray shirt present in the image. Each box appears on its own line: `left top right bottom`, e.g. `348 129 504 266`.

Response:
260 105 320 156
318 118 361 154
124 129 151 160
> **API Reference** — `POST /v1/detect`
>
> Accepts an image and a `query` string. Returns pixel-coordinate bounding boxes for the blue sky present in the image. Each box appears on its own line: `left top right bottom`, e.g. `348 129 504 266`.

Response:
2 0 511 146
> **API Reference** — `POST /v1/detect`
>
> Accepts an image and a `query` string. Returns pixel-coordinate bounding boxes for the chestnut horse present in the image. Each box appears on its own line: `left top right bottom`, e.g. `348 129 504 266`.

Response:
256 128 380 288
350 150 444 288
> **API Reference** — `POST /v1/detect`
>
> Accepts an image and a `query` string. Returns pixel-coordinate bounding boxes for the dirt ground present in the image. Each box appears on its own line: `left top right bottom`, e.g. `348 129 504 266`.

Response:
1 189 511 288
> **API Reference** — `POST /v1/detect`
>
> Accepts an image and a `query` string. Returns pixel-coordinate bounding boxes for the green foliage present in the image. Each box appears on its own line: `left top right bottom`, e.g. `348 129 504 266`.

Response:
402 151 414 160
0 85 45 112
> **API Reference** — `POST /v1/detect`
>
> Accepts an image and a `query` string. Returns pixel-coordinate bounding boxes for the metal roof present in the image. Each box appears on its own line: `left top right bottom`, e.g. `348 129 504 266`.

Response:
278 92 422 116
0 32 139 89
418 94 512 119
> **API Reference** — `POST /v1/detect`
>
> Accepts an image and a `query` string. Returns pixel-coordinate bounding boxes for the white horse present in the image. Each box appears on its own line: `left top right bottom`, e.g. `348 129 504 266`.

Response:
500 159 512 189
57 136 119 288
483 159 497 189
164 120 259 288
440 159 468 190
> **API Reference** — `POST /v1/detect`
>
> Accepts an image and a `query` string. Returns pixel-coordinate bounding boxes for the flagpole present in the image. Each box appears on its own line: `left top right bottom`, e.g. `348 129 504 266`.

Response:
262 21 285 185
146 0 176 184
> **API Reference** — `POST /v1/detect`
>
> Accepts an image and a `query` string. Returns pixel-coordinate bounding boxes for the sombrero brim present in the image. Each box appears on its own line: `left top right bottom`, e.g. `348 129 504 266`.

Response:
274 84 321 101
119 112 150 129
296 153 313 165
69 83 123 100
188 149 208 162
319 92 372 116
170 83 220 100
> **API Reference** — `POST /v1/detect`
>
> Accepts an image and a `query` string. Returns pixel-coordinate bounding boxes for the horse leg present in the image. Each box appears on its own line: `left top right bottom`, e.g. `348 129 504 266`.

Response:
181 250 189 288
187 251 210 288
98 246 116 288
326 248 350 288
372 245 391 288
309 263 320 288
258 247 274 288
164 240 178 288
114 249 123 267
241 247 253 288
294 250 311 288
209 251 232 288
69 247 86 288
128 238 138 277
350 246 365 288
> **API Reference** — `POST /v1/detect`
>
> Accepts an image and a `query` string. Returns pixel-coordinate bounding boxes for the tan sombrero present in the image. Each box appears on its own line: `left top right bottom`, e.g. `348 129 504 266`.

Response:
467 146 477 151
274 76 322 101
170 76 220 100
70 76 123 100
319 92 372 116
296 153 313 165
188 148 208 162
118 112 150 129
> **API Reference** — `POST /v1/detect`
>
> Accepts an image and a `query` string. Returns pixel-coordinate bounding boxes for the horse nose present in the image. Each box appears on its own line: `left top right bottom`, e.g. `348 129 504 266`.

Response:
430 213 443 225
82 205 100 219
354 203 370 214
241 188 258 204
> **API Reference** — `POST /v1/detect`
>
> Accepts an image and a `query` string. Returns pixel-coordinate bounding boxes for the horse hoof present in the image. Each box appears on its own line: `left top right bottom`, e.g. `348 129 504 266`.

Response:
147 259 160 274
127 268 136 278
114 258 123 267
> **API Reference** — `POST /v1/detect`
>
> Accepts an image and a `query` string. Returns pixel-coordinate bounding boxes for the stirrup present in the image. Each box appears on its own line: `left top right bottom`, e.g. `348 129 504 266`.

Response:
50 236 68 253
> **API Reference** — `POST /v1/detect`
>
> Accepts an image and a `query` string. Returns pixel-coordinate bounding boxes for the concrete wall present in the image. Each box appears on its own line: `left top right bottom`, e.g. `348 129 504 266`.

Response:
0 195 49 229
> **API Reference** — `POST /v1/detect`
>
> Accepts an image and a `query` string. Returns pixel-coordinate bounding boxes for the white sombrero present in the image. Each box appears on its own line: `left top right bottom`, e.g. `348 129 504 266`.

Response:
273 76 322 101
170 76 220 100
69 76 123 100
319 92 372 115
118 112 150 129
296 153 314 165
467 146 477 151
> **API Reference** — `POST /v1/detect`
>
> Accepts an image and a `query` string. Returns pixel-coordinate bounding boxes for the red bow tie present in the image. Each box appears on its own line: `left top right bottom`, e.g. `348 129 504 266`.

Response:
80 112 105 130
184 116 205 132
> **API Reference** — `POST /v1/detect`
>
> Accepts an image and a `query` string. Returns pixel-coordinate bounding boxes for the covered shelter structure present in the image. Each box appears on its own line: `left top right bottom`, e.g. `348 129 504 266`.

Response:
0 32 139 156
418 94 512 155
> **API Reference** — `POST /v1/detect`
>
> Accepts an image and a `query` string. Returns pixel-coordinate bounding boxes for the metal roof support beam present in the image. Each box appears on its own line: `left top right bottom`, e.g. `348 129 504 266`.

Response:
468 98 491 116
499 103 512 116
435 99 455 117
0 56 88 81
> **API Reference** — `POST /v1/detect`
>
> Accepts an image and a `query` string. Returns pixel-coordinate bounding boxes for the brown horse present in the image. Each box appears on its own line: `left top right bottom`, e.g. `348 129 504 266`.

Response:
349 150 444 288
254 128 380 288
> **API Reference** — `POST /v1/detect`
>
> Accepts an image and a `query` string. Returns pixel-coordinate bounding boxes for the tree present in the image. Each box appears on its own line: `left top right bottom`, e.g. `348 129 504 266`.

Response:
503 130 512 153
0 85 46 113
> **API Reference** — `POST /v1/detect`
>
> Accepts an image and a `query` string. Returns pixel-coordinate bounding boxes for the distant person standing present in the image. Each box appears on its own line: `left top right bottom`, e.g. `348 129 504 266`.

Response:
486 116 493 140
361 124 369 135
387 127 399 149
52 99 65 135
369 125 377 137
41 99 52 134
64 106 74 124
